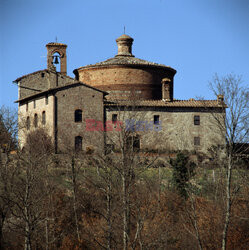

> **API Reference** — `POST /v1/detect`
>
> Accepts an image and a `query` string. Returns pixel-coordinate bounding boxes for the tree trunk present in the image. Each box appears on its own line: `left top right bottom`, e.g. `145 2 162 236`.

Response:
0 217 3 250
71 156 81 243
106 180 112 250
24 168 32 250
122 173 128 250
222 153 232 250
189 195 203 250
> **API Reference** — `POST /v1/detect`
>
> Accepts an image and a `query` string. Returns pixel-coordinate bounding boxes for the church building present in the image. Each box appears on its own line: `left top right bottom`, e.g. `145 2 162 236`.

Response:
15 34 225 154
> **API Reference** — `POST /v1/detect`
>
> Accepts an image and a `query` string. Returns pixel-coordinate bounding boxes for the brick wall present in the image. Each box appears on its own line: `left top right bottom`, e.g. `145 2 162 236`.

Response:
78 65 175 100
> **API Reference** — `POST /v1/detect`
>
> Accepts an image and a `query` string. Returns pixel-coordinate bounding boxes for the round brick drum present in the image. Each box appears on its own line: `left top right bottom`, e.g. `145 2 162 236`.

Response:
74 34 176 100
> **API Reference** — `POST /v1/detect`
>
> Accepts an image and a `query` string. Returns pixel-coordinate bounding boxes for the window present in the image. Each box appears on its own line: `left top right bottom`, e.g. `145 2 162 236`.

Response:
133 136 140 149
26 116 30 130
194 115 200 125
194 137 200 146
45 95 48 105
112 114 118 123
105 144 114 154
34 114 38 128
33 100 36 109
75 136 82 151
75 109 82 122
41 73 45 78
42 111 46 125
154 115 160 125
126 135 140 151
26 103 28 112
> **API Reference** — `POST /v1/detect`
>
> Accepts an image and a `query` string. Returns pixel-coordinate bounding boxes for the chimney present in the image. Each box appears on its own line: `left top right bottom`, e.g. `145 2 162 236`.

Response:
162 78 172 101
217 94 224 105
115 34 134 57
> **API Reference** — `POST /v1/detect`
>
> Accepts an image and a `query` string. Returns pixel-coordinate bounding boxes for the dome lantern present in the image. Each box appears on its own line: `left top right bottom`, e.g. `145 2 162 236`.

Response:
115 34 134 57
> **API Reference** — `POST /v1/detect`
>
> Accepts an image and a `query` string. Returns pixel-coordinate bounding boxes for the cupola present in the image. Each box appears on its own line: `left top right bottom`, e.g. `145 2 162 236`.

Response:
115 34 134 57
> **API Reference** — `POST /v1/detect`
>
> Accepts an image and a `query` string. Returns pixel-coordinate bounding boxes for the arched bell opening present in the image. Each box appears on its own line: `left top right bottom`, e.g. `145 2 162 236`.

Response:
52 52 61 72
46 42 67 75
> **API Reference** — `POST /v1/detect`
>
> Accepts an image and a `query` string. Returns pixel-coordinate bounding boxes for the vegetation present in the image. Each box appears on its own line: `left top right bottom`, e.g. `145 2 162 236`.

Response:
0 74 248 249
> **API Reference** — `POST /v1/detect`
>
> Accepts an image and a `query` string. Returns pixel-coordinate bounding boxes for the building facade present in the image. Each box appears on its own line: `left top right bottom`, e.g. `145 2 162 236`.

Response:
15 35 226 154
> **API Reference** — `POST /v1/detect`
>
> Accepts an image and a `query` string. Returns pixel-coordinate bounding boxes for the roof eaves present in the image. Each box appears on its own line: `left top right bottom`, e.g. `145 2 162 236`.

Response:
13 69 49 82
15 81 107 103
13 69 75 83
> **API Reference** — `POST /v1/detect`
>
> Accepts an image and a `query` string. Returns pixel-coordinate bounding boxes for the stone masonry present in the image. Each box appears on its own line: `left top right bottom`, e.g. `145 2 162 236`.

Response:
15 35 226 155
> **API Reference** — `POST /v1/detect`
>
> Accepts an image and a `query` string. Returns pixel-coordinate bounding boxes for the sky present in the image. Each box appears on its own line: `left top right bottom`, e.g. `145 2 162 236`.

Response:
1 0 249 109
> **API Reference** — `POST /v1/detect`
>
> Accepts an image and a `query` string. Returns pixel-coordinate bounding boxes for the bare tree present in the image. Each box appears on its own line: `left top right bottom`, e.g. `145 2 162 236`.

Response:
0 106 17 151
0 106 18 249
209 73 249 250
8 128 54 250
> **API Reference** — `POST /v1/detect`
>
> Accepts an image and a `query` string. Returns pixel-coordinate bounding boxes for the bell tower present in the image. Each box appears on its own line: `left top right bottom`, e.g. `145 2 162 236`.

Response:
46 42 67 75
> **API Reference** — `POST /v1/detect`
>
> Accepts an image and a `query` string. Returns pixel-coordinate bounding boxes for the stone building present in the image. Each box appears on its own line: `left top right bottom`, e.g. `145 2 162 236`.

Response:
15 34 226 154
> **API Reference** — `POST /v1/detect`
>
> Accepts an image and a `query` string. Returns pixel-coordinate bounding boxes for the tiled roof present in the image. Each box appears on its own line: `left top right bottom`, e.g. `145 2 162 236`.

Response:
13 69 74 82
46 42 67 46
116 34 133 41
104 99 223 108
78 55 176 71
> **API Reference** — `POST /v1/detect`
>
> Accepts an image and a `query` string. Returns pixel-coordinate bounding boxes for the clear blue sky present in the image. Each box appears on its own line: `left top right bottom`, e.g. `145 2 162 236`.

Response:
1 0 249 109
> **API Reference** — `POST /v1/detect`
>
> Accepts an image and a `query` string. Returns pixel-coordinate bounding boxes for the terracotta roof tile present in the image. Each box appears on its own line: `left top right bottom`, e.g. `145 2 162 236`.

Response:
116 34 134 41
78 55 176 71
104 99 223 108
46 42 67 46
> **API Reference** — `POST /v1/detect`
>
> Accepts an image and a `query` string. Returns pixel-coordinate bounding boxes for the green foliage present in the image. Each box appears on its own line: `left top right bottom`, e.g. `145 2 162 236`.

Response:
169 152 196 198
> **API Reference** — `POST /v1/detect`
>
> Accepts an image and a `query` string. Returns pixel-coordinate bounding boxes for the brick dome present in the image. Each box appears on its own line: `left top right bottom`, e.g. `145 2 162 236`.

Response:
74 35 176 100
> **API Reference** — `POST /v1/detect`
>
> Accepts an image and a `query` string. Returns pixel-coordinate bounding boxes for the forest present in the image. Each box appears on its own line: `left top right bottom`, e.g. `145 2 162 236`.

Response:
0 74 248 249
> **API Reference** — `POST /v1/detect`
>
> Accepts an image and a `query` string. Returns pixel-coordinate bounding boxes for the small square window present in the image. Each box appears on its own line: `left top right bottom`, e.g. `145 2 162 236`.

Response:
112 114 118 123
194 137 200 146
154 115 160 125
194 115 200 125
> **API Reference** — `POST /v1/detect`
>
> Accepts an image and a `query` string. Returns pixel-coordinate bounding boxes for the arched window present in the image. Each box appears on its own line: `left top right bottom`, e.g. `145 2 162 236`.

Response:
75 136 82 151
75 109 82 122
26 116 30 130
34 114 38 128
42 111 46 125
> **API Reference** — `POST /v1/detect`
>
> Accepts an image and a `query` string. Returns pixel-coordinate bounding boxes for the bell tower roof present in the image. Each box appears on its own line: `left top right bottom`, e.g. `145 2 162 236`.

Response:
46 42 67 47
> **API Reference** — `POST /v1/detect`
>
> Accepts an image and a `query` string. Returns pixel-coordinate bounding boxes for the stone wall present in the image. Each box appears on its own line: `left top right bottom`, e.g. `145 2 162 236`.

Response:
18 95 54 147
19 84 105 153
56 85 104 153
18 71 74 99
105 107 225 154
